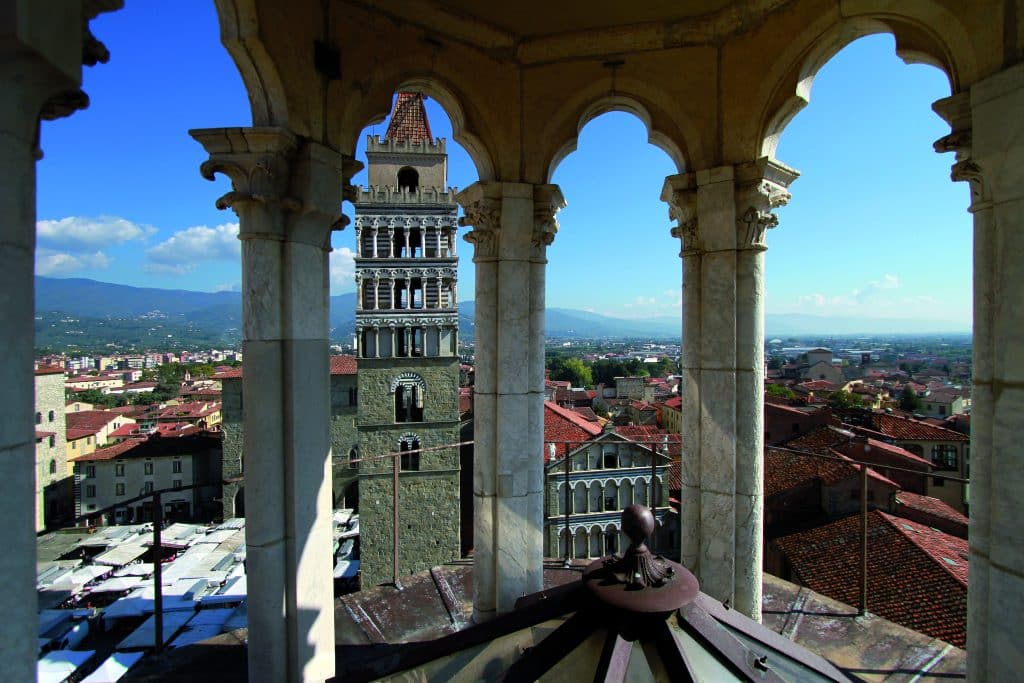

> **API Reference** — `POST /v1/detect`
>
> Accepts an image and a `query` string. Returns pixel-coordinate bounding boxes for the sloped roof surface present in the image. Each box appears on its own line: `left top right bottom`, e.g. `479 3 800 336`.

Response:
775 510 967 647
385 93 434 143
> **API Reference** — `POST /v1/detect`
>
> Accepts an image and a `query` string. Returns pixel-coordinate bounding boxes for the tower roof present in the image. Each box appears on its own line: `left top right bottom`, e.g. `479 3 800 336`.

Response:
384 93 434 144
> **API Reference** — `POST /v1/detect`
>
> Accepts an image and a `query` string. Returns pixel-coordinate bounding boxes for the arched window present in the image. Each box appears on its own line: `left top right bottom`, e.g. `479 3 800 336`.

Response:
397 167 419 193
48 410 55 422
348 445 359 470
399 435 421 471
392 373 426 423
49 459 57 474
35 412 41 425
48 436 55 448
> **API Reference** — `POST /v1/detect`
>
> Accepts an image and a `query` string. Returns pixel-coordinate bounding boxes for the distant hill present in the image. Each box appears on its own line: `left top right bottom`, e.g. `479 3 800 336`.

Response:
34 277 968 352
34 277 357 351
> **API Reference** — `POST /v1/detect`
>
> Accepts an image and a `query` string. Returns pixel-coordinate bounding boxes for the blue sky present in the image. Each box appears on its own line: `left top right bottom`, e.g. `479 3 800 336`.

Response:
36 5 971 329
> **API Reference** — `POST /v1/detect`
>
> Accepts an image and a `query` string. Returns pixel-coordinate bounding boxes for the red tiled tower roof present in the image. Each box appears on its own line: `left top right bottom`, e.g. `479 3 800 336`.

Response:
384 93 434 144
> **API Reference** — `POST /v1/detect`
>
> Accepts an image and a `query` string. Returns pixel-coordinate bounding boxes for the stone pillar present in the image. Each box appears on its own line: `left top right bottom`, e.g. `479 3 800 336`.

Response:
191 127 359 683
0 6 110 679
662 158 796 620
935 64 1024 681
371 227 378 258
458 182 564 620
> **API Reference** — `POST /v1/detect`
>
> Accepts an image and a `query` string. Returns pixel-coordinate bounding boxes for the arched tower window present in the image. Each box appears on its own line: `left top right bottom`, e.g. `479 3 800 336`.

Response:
35 412 42 425
399 434 421 471
348 445 359 470
49 459 57 474
397 167 419 193
392 373 426 423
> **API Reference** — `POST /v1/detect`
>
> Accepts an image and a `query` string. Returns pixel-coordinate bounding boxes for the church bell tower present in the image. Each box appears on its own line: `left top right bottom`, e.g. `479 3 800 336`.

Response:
353 93 462 586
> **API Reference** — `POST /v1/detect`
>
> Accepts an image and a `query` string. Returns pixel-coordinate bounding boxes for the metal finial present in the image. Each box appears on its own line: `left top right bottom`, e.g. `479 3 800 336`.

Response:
606 504 673 588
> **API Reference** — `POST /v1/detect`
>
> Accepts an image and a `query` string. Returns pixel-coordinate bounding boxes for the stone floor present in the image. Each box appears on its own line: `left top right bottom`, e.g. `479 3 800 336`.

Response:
123 561 966 681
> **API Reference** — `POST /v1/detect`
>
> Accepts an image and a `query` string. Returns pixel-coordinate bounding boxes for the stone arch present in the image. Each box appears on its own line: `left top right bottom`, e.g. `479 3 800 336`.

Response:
212 0 289 127
573 481 588 514
390 372 426 393
574 527 589 559
590 525 603 558
757 7 977 159
545 93 688 183
619 479 634 509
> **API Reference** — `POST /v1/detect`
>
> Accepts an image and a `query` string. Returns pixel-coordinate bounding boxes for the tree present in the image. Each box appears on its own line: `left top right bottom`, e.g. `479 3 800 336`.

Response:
827 390 864 410
765 383 796 400
548 357 592 388
900 387 923 412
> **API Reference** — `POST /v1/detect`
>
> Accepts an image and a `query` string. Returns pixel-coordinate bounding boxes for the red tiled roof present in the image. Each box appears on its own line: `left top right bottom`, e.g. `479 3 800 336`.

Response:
214 355 357 379
330 355 358 375
73 438 142 461
798 380 837 391
35 431 56 440
668 460 681 491
571 407 600 422
895 491 969 528
868 413 968 442
66 410 125 435
663 396 682 411
544 400 602 461
157 402 220 420
384 93 434 143
35 365 64 376
775 510 967 647
615 425 681 457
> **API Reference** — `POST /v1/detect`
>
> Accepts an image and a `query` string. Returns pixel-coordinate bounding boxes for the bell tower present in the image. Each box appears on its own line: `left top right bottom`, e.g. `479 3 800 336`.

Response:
353 93 462 586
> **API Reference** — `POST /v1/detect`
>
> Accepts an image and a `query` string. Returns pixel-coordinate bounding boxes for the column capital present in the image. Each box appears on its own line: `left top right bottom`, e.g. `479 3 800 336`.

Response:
734 157 798 251
661 173 699 255
190 127 362 247
457 182 503 259
933 91 989 211
532 184 566 248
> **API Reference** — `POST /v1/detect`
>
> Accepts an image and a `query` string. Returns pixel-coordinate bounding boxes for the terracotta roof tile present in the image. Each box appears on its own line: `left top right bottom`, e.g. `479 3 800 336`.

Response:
868 413 968 442
895 491 969 528
775 510 967 647
544 401 602 461
330 355 358 375
385 93 434 143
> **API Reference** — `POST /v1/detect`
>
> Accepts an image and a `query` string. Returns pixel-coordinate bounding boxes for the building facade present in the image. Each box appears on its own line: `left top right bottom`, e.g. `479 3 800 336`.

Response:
34 366 69 530
354 93 462 587
544 431 671 561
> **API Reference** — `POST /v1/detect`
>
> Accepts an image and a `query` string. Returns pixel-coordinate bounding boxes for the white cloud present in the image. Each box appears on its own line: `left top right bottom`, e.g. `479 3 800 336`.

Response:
214 281 241 292
37 216 156 251
35 248 110 276
146 222 240 274
799 293 826 307
330 247 356 294
853 273 900 302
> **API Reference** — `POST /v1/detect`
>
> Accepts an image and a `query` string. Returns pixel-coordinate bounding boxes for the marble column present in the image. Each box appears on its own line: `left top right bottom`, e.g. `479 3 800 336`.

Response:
0 7 112 679
935 64 1024 681
662 158 796 620
191 127 358 683
458 182 565 620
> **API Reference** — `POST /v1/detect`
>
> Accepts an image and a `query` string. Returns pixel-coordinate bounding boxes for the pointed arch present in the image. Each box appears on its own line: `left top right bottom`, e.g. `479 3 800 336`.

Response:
757 6 977 158
213 0 288 126
546 94 687 182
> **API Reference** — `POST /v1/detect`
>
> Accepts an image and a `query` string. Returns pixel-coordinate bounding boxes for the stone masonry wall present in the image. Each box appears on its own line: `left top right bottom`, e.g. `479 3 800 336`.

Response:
357 357 461 587
222 372 363 518
35 372 68 530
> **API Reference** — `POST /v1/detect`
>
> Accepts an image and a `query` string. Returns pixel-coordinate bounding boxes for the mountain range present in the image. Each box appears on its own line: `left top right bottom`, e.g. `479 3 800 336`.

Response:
33 276 968 351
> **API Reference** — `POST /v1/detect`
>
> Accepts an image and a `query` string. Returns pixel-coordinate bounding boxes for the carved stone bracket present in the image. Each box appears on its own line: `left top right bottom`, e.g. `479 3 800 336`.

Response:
932 92 987 210
191 128 359 247
734 157 798 251
661 173 699 256
532 184 566 249
457 184 502 259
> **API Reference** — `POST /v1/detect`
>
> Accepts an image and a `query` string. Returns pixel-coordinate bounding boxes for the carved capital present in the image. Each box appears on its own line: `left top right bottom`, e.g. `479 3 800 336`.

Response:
532 184 566 248
734 157 798 250
661 173 699 255
457 183 502 259
191 128 360 246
